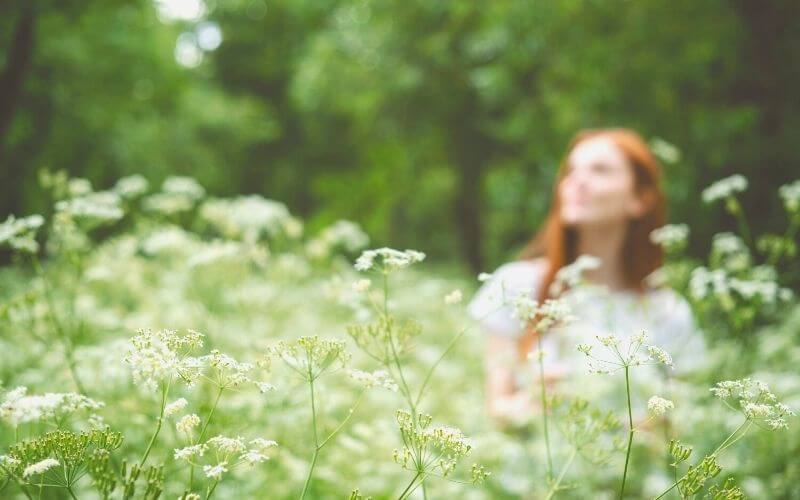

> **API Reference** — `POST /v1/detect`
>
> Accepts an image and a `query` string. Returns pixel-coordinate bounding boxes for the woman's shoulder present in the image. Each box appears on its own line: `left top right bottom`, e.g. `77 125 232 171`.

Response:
491 257 548 290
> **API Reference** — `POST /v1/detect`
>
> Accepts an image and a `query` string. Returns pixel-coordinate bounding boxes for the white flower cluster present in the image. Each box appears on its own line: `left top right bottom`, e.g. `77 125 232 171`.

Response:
347 368 399 392
203 350 256 389
577 331 673 374
200 195 300 243
549 255 601 296
0 387 103 426
701 175 748 204
650 224 689 251
175 435 277 479
176 413 201 436
113 174 149 199
305 220 370 259
647 396 674 416
394 410 475 478
509 294 574 332
649 137 682 164
124 328 205 391
21 458 60 478
354 247 425 272
55 191 124 225
689 266 792 305
778 179 800 212
0 214 44 254
142 176 205 215
164 398 188 417
710 378 795 430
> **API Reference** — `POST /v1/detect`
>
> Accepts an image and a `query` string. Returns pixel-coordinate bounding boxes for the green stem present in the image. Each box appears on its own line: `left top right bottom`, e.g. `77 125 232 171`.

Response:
190 385 225 489
652 419 753 500
728 198 754 250
544 448 577 500
537 335 554 484
318 390 365 449
66 486 78 500
619 366 634 500
139 380 170 466
32 256 86 394
398 472 422 500
206 480 219 499
300 375 319 500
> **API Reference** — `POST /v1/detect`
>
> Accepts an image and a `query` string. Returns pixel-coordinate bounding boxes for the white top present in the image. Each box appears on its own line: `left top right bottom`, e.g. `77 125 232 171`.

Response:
467 259 706 412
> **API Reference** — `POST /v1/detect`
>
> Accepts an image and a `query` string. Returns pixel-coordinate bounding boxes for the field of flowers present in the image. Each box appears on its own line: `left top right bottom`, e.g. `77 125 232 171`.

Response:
0 171 799 499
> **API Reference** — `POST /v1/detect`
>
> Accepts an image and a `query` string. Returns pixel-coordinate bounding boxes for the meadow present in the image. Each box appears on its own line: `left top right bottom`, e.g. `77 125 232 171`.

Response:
0 171 799 499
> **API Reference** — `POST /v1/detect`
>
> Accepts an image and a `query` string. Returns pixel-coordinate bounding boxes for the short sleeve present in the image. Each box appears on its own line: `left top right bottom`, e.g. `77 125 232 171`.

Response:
466 260 543 339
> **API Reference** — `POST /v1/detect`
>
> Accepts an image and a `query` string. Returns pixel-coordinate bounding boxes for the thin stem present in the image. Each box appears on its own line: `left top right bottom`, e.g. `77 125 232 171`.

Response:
398 471 422 500
728 198 754 250
544 448 577 500
652 419 753 500
139 380 170 466
300 375 319 500
206 479 219 499
66 486 79 500
619 366 634 500
32 256 86 394
537 335 554 485
189 385 225 489
318 390 366 449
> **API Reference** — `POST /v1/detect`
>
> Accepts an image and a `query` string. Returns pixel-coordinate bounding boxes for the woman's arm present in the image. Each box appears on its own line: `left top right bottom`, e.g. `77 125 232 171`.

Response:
485 333 532 425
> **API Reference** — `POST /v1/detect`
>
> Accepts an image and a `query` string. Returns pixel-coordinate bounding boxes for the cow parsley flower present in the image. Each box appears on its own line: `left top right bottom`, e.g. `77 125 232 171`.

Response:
550 255 600 295
0 214 45 254
113 174 149 199
354 247 425 272
701 175 748 204
124 328 205 391
0 387 103 426
203 461 228 480
650 224 689 252
22 458 60 478
710 378 795 430
174 444 207 461
347 368 399 392
176 414 201 436
778 180 800 213
647 396 674 416
164 398 188 417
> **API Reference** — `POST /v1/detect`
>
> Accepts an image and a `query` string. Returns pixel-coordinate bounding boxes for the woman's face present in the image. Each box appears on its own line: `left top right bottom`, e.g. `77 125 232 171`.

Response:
558 136 644 227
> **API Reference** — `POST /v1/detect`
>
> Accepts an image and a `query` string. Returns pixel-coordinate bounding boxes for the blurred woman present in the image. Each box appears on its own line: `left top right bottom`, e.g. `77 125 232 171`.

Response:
467 128 704 426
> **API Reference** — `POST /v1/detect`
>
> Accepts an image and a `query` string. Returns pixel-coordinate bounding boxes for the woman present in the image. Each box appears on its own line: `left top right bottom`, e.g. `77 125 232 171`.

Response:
467 128 705 426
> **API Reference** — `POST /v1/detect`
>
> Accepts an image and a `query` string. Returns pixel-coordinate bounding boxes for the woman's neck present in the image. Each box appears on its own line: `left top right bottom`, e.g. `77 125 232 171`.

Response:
574 222 629 292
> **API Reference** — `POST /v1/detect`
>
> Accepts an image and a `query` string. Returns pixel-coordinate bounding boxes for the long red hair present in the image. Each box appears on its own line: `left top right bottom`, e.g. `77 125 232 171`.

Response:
515 128 666 356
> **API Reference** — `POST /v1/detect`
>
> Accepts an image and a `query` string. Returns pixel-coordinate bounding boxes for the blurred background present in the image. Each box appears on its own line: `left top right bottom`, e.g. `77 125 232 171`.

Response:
2 0 799 273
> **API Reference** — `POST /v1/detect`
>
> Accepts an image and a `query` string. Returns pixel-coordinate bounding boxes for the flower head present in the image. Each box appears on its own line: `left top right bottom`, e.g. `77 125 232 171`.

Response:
702 175 748 204
647 396 674 416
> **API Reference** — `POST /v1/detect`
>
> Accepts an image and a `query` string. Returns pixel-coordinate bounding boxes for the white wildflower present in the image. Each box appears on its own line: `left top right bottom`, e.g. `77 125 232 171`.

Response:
647 396 674 416
176 414 201 435
203 462 228 480
22 458 60 478
206 435 246 455
249 438 278 452
650 224 689 251
477 272 493 282
174 444 207 461
702 175 748 204
354 247 425 272
779 180 800 212
0 214 45 254
646 345 673 367
113 174 149 199
347 368 399 392
164 398 188 417
0 387 103 426
650 137 682 164
550 255 600 295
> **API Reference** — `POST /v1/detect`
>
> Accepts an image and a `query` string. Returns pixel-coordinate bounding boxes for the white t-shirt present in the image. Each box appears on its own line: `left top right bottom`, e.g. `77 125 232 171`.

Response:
467 259 706 412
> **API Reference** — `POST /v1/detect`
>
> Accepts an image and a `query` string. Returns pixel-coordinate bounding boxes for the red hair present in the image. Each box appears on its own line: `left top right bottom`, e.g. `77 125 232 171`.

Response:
515 128 666 356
